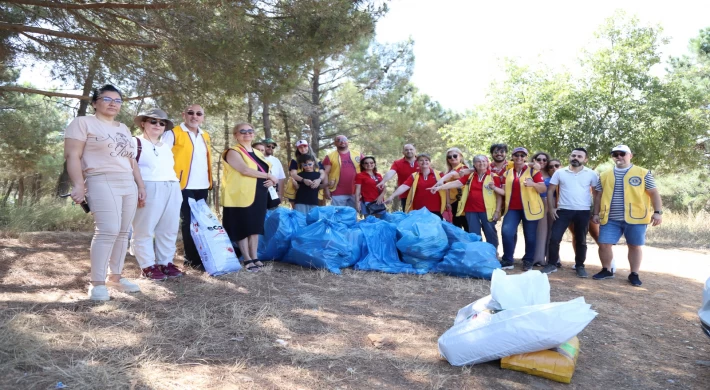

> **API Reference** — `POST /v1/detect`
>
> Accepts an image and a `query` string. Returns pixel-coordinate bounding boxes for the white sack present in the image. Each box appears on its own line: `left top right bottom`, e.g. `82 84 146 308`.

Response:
189 198 241 276
454 295 502 326
490 269 550 309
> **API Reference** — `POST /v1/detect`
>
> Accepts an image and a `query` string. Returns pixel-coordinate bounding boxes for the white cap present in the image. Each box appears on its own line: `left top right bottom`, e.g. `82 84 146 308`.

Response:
295 140 309 147
611 145 632 154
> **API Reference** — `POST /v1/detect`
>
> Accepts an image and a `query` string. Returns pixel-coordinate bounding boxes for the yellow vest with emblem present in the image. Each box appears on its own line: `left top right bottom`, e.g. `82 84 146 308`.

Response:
457 172 498 221
170 127 213 190
503 167 544 221
446 163 467 206
326 150 361 192
220 146 272 208
598 165 652 225
405 170 446 214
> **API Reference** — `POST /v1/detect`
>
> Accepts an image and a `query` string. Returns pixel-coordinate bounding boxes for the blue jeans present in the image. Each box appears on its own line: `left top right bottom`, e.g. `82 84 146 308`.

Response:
501 209 539 264
465 212 499 250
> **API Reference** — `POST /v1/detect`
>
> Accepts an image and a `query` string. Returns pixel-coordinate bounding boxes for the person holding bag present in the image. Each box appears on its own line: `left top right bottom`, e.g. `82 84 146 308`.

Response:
63 84 146 301
220 123 277 272
130 108 184 281
354 156 386 217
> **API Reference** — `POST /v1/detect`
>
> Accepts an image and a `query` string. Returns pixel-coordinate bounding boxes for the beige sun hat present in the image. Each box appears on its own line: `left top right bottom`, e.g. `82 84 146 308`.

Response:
133 108 174 130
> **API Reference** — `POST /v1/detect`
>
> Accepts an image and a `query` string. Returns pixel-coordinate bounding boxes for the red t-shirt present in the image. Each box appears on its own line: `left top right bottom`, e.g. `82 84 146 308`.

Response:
500 166 543 210
390 158 420 199
355 171 383 202
403 171 443 213
459 172 502 213
490 160 513 177
323 152 362 196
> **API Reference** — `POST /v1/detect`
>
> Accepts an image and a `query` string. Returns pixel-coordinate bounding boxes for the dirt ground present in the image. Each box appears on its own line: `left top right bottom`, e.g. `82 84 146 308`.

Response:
1 232 709 390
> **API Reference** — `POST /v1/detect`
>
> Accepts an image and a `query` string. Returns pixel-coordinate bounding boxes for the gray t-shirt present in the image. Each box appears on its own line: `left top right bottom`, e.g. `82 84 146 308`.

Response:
549 166 599 210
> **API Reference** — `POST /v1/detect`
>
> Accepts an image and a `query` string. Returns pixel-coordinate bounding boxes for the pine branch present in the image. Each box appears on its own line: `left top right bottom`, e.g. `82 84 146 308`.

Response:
2 0 173 10
0 22 159 48
0 85 159 101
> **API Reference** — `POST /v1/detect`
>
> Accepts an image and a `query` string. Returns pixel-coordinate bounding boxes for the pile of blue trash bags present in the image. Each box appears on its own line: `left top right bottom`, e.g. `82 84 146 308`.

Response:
257 206 501 279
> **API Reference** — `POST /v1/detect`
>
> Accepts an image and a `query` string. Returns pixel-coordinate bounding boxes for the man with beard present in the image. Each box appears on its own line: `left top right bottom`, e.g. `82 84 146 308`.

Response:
489 143 513 176
378 144 419 212
542 148 599 278
323 135 363 208
260 138 286 204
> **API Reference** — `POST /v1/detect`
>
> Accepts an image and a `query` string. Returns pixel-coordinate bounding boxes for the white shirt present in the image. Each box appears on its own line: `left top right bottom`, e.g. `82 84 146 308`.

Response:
266 155 286 180
162 123 210 189
549 166 599 210
135 138 179 182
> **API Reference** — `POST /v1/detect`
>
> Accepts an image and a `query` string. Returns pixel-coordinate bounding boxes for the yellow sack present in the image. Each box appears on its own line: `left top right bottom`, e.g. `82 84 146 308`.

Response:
500 336 580 384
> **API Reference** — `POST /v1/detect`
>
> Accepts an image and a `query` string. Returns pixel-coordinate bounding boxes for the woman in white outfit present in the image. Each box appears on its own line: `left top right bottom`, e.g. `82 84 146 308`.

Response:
130 108 184 280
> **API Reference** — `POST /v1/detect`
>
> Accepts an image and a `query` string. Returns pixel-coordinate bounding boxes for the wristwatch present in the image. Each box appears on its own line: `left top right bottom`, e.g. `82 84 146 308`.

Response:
654 210 663 215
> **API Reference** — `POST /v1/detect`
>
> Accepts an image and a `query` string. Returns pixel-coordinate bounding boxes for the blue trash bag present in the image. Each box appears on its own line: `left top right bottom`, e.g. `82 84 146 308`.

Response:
360 215 381 224
395 208 449 262
382 211 407 225
433 241 501 279
259 208 307 261
283 219 351 274
342 227 365 268
401 254 439 272
306 206 358 226
354 220 427 275
441 221 481 246
256 209 274 259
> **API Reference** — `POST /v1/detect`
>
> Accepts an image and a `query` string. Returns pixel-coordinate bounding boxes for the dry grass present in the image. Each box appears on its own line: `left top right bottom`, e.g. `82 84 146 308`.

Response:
645 210 710 249
1 233 708 389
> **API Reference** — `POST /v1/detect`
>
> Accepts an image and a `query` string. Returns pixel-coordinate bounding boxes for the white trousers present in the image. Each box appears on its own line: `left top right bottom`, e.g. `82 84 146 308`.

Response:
130 181 182 268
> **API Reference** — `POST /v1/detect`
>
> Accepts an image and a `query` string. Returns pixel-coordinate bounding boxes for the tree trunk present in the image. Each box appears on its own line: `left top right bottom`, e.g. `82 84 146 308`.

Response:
2 179 14 207
17 176 25 207
247 93 254 124
309 62 322 156
30 173 42 205
278 103 292 162
262 100 272 139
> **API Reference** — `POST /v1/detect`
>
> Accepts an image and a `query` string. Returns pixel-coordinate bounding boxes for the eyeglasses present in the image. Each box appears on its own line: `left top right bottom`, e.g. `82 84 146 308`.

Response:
535 157 547 162
185 110 204 116
336 137 348 143
145 119 167 126
447 154 458 159
611 151 626 158
303 163 314 167
265 145 275 149
99 96 123 104
512 153 526 158
239 129 254 134
551 164 561 168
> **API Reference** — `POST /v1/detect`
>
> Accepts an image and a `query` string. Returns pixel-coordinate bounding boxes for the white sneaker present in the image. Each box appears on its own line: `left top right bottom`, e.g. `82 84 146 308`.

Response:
88 285 110 301
105 278 141 293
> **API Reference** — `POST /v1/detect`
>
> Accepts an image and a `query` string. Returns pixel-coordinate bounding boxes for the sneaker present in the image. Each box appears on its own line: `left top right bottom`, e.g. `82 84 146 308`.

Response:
555 262 562 268
532 262 544 267
522 262 533 271
628 272 642 287
160 263 184 278
575 267 588 278
88 284 110 301
141 265 167 281
593 268 615 280
500 261 514 270
541 264 558 274
106 278 141 293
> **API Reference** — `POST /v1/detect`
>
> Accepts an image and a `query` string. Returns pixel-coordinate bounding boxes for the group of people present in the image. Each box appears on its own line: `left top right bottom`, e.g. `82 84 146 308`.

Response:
64 84 663 301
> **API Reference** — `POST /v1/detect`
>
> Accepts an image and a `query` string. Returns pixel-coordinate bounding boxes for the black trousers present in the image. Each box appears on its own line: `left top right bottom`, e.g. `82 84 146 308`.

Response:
180 188 209 268
548 209 590 267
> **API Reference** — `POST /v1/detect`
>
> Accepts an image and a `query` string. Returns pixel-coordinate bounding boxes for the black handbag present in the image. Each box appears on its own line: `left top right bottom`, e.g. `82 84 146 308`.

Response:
366 201 386 214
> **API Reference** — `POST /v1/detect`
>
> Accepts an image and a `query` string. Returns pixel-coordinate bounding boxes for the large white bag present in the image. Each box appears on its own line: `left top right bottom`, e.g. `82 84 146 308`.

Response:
490 269 550 309
188 198 241 276
454 295 501 325
700 276 710 336
438 297 597 366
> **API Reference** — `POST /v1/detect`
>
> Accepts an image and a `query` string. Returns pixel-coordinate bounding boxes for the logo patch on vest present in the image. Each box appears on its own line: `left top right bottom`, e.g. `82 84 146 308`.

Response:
629 176 642 186
354 156 361 163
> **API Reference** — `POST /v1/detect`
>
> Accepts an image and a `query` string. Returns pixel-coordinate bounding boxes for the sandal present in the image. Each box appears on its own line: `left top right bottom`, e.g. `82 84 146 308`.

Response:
253 259 264 268
243 260 260 272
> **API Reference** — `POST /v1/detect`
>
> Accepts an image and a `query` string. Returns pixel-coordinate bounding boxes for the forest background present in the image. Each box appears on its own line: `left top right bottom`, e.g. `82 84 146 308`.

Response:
1 1 709 242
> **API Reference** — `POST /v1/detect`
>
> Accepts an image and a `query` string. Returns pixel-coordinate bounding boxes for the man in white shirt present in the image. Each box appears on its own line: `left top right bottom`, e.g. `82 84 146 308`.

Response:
542 147 599 278
261 138 286 205
161 104 213 271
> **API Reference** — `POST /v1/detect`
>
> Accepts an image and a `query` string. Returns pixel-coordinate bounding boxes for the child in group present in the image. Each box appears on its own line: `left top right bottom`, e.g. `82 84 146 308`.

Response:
292 154 324 215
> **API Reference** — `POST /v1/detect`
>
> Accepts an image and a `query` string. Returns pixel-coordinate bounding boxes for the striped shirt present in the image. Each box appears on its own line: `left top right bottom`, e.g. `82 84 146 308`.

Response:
595 165 656 221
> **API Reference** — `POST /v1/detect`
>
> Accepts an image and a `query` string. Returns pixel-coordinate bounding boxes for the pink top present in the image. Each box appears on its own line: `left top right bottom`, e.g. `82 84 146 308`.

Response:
64 116 136 176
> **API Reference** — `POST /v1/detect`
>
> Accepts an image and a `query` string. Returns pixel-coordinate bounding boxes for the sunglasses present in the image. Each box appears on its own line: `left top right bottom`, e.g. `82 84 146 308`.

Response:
265 145 275 149
336 138 348 143
239 129 254 134
185 110 204 116
611 151 626 158
303 163 314 167
550 164 561 168
512 153 526 158
145 118 167 126
535 157 547 162
447 154 459 159
99 96 123 104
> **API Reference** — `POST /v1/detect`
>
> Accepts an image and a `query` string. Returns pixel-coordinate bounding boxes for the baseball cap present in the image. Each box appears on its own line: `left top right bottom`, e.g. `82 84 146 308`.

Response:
512 147 529 155
261 138 277 147
611 145 632 154
295 140 309 147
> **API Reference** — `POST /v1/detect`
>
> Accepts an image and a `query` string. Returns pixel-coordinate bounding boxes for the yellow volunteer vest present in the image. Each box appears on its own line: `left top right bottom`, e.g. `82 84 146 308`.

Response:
503 167 544 221
457 172 498 221
326 150 361 192
284 159 324 201
220 146 272 208
599 165 652 225
171 127 213 190
405 170 446 214
446 163 467 204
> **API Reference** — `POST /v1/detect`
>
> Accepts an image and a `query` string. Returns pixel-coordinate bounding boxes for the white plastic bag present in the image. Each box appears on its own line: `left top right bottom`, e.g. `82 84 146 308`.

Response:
188 198 241 276
700 276 710 336
454 295 502 325
490 269 550 309
438 297 597 366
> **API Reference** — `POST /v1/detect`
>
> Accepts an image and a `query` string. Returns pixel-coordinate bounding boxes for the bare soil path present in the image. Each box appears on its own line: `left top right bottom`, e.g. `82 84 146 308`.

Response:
1 232 709 389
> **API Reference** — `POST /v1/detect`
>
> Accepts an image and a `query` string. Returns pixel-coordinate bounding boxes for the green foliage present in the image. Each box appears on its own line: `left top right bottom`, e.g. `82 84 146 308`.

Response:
655 170 710 213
